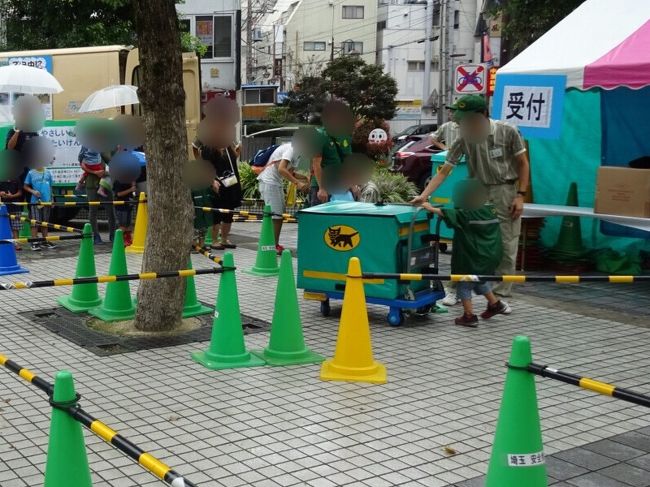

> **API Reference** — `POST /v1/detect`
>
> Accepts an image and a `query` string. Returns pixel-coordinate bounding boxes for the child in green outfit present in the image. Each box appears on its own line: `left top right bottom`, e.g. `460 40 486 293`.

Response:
421 179 511 327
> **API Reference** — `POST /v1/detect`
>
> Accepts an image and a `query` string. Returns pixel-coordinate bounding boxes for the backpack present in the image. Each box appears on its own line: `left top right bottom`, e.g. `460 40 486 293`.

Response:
251 144 279 167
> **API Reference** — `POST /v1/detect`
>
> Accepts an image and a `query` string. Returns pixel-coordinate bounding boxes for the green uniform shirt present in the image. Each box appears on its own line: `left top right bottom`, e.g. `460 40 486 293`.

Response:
442 204 502 275
310 127 353 188
445 119 526 185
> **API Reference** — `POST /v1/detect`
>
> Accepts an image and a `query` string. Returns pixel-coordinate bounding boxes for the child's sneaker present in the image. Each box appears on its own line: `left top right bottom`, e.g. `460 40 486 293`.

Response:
481 300 512 320
42 241 57 249
31 243 41 251
276 244 285 256
455 313 478 328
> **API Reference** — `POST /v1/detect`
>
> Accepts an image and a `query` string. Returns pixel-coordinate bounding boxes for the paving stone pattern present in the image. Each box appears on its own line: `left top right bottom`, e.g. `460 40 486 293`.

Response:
0 223 649 486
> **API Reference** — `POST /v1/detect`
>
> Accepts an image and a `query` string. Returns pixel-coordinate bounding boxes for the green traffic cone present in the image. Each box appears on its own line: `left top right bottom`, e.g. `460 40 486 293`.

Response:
245 204 279 277
44 371 92 487
204 226 213 247
18 210 31 239
191 252 265 369
89 230 135 322
486 336 547 487
58 224 103 313
182 258 213 318
252 250 324 366
551 182 584 256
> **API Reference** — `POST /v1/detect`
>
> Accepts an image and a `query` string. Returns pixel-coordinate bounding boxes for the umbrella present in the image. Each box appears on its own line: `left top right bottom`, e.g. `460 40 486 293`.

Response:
0 64 64 94
78 85 139 113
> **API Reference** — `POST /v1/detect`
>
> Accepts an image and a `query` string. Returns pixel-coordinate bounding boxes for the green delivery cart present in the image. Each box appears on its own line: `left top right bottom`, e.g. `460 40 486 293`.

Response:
297 201 446 326
430 150 469 243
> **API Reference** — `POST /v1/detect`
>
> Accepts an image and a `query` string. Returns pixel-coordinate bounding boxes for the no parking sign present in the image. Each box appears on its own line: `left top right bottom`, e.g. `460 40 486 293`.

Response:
455 64 487 94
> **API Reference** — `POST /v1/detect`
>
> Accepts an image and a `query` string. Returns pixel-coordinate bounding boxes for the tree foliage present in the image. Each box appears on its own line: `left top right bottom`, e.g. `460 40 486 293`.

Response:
489 0 587 56
285 56 398 123
0 0 135 50
322 56 397 121
0 0 207 55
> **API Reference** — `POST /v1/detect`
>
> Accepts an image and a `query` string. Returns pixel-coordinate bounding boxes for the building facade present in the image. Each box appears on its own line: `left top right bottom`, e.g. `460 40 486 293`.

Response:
176 0 242 95
278 0 379 90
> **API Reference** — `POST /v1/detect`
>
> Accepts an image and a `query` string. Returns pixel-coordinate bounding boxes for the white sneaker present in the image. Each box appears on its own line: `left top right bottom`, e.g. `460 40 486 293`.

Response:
441 292 459 306
500 300 512 315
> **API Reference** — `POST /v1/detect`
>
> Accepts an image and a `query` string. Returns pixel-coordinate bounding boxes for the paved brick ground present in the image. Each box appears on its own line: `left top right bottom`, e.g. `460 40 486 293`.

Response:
0 221 649 486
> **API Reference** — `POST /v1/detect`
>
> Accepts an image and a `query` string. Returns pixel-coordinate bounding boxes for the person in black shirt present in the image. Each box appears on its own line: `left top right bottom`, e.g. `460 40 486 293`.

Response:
0 178 24 248
113 180 136 247
197 142 241 249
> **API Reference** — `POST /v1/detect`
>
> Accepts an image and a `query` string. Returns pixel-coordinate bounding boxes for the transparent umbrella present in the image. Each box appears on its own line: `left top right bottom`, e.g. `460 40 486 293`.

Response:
0 64 64 94
78 85 139 113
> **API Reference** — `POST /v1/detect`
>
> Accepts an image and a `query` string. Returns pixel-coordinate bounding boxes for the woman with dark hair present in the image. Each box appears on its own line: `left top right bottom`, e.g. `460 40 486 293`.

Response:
198 141 241 249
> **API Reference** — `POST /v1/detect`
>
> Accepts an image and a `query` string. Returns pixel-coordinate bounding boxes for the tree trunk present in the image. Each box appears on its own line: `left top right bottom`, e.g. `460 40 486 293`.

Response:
132 0 193 331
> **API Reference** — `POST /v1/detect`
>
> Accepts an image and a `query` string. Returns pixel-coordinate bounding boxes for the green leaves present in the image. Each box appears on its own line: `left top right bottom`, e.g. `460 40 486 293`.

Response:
284 56 398 123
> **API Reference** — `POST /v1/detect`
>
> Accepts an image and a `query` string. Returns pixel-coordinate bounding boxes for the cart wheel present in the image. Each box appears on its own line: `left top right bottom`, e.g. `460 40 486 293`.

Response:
387 308 405 326
415 305 432 316
320 300 331 317
439 243 449 253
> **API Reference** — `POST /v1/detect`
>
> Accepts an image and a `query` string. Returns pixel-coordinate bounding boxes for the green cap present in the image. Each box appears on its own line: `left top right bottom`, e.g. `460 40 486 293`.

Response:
449 95 487 120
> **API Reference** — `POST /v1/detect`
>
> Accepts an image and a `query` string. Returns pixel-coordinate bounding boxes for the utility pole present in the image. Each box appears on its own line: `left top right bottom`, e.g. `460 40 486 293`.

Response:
437 0 446 126
423 0 433 117
246 0 253 83
330 0 335 62
446 0 455 120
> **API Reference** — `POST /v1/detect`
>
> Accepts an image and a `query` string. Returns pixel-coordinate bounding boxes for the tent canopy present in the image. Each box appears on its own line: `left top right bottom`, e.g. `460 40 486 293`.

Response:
498 0 650 90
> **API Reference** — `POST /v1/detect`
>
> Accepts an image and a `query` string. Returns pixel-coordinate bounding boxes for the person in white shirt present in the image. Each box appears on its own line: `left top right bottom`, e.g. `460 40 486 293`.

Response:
258 143 309 254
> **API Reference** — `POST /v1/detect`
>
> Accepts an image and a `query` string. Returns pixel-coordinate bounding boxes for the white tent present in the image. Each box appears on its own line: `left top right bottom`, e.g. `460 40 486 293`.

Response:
499 0 650 90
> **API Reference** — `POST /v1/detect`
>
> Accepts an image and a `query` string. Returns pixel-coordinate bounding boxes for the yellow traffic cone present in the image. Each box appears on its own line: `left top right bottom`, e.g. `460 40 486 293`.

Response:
320 257 386 384
126 192 147 254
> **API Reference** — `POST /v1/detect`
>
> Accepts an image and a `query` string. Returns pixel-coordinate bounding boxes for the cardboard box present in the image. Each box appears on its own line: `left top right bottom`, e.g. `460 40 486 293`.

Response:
594 167 650 218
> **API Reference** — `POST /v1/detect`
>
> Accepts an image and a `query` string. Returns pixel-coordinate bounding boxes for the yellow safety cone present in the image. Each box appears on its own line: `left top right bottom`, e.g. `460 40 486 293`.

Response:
320 257 387 384
126 191 147 254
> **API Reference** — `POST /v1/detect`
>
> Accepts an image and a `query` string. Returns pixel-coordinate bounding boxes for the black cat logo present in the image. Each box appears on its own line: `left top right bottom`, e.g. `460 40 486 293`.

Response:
325 226 360 251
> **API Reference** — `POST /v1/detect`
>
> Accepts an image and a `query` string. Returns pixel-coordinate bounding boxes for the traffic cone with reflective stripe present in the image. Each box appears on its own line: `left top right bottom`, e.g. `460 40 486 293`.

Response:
126 192 147 254
18 209 31 238
245 204 279 277
191 252 265 369
320 257 386 384
58 223 102 313
0 205 28 276
182 258 213 318
90 230 135 321
486 335 547 486
44 370 92 487
253 250 324 366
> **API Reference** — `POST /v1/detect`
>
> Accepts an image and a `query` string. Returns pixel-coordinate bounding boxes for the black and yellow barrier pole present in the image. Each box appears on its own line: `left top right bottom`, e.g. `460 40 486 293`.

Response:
523 363 650 409
195 206 296 222
360 272 650 284
7 214 84 234
192 244 223 265
0 354 199 487
0 234 86 245
0 267 224 290
6 200 142 207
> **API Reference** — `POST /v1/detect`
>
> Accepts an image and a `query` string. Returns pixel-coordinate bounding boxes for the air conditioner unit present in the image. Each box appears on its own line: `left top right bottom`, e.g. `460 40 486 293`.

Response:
253 28 264 42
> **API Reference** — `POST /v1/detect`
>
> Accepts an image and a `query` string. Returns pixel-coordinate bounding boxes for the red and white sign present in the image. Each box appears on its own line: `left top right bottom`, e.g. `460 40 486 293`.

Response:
455 64 487 94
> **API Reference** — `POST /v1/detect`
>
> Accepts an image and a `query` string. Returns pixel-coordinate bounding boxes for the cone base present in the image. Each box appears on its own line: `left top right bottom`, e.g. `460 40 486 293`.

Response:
0 265 28 276
244 267 280 277
252 348 324 366
320 359 387 384
191 350 266 370
125 245 144 254
57 295 103 314
89 306 136 322
182 303 213 318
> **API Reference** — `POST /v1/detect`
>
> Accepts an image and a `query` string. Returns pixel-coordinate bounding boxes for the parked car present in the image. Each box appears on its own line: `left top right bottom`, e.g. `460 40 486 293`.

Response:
391 123 438 154
392 136 444 191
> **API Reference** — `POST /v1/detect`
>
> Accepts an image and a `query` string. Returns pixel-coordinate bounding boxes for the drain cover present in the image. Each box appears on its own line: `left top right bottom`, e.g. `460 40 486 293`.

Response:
20 307 271 356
